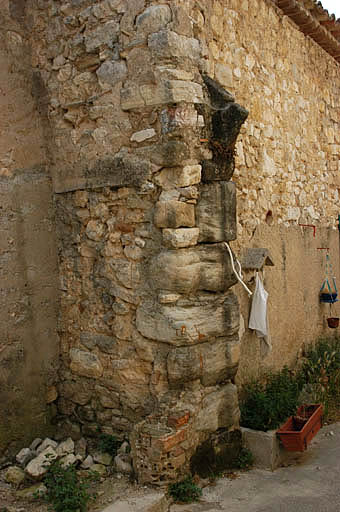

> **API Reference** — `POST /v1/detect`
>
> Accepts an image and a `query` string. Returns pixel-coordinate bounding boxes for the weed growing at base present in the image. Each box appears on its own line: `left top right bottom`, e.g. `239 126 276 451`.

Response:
168 476 202 503
37 460 97 512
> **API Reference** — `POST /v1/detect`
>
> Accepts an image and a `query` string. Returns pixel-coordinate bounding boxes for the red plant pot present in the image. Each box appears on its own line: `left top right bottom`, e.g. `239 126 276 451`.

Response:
276 404 323 452
327 317 339 329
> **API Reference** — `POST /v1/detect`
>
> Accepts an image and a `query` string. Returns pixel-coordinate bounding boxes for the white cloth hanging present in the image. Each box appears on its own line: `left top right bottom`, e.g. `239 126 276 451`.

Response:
248 273 272 355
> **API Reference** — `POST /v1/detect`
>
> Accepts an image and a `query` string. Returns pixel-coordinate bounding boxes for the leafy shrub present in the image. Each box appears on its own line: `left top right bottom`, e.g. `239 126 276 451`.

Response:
235 448 254 470
240 367 300 431
39 460 95 512
98 433 120 456
168 476 202 503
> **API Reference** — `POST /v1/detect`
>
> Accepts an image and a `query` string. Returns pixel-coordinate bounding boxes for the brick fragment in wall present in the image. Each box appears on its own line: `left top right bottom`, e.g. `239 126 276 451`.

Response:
136 292 239 345
150 244 237 294
167 335 240 387
195 384 240 432
154 201 195 228
196 182 236 242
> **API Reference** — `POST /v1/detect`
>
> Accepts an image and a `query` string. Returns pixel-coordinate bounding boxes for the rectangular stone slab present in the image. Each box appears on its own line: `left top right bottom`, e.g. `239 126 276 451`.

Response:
197 181 236 242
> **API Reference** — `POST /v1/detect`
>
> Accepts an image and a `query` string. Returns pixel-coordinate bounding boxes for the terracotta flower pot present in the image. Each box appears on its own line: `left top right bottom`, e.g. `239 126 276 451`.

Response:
327 317 339 329
276 404 323 452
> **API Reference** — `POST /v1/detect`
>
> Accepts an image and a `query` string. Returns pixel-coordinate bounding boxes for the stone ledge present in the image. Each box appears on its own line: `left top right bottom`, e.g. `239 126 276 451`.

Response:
241 427 302 471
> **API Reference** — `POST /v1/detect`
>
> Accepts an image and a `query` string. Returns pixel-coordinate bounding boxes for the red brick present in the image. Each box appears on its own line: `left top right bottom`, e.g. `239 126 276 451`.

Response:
154 428 187 453
167 411 190 429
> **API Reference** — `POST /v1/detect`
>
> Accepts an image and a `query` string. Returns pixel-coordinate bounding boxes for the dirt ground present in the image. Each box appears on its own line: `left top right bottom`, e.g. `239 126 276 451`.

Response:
0 470 153 512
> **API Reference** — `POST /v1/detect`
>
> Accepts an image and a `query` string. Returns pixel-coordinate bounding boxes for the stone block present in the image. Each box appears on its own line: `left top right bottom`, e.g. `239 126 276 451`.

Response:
148 30 200 62
80 332 117 354
136 5 172 36
136 292 239 345
69 348 103 379
241 428 301 471
155 165 201 189
154 201 195 228
162 228 199 248
25 447 58 479
84 21 119 52
96 60 127 86
167 335 240 387
196 384 240 432
137 141 189 167
197 182 236 242
150 244 237 294
130 129 156 143
168 412 190 429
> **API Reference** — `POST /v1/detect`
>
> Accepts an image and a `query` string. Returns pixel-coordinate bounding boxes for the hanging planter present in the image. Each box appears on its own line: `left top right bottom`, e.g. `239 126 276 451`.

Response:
327 317 339 329
320 292 338 304
319 253 338 304
276 404 323 452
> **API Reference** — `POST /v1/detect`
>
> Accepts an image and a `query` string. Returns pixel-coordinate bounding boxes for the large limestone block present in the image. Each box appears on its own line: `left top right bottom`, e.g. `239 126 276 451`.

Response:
167 335 240 387
155 165 201 189
197 182 236 242
154 201 195 228
69 348 103 378
196 384 240 432
148 30 200 62
150 244 237 294
136 292 239 345
136 5 172 36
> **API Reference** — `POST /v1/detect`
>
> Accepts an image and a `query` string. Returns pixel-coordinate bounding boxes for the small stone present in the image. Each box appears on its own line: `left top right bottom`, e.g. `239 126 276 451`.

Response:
16 448 34 466
16 483 47 500
158 293 181 304
46 385 58 403
154 201 195 228
56 438 75 457
29 438 42 451
60 454 77 468
117 441 130 455
93 452 112 466
130 129 156 143
5 466 26 485
69 348 103 379
96 60 127 86
114 454 133 474
86 220 106 241
81 455 94 469
163 228 199 249
75 438 87 459
36 438 58 454
25 447 58 480
91 463 107 476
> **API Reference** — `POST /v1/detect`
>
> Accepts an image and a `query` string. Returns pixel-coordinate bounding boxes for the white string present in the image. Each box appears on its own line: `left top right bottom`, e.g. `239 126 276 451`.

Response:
224 242 253 296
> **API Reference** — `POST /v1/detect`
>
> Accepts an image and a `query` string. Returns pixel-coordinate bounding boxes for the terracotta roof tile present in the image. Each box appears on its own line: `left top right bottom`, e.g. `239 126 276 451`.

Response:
274 0 340 62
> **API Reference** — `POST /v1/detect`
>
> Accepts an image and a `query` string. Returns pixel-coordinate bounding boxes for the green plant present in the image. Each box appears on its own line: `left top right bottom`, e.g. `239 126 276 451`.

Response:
235 448 254 470
38 460 96 512
240 367 301 431
168 476 202 503
98 433 120 456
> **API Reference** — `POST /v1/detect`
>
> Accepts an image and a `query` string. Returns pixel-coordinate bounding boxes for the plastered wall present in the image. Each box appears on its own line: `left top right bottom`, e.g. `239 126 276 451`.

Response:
0 0 59 459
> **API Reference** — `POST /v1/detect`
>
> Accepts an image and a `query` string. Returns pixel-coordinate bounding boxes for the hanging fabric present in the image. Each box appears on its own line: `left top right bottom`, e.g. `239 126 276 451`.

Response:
248 272 272 354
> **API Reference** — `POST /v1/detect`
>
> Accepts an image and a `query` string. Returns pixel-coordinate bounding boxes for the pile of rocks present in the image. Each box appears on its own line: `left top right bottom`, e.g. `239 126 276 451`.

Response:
4 436 132 490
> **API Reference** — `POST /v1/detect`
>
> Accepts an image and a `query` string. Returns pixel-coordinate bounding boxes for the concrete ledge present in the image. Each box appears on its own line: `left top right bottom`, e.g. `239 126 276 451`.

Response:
102 492 169 512
241 427 302 471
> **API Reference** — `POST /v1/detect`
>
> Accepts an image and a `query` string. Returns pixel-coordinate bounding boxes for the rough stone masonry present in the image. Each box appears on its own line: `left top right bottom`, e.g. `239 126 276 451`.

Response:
0 0 249 481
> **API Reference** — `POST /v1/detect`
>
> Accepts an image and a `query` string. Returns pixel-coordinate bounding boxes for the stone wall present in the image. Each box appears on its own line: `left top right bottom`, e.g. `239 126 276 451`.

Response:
21 0 247 482
191 0 340 383
0 0 59 459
